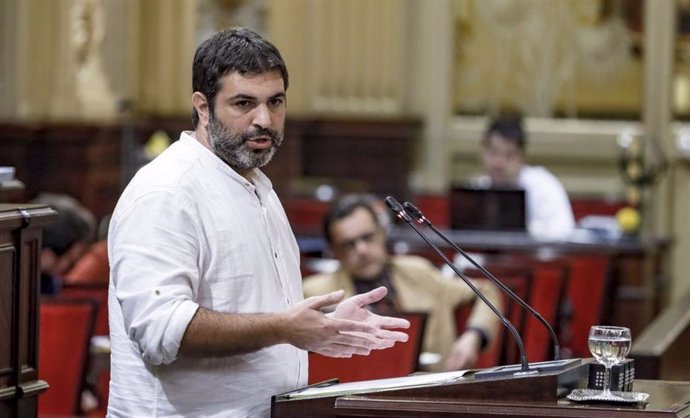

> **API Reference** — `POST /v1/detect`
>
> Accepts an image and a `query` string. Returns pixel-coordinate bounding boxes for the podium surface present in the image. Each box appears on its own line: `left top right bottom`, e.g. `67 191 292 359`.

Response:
326 381 690 418
272 361 690 418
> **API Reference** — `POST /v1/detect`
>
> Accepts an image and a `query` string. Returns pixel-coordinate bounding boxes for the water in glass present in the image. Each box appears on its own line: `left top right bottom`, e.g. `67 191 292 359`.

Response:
588 325 631 397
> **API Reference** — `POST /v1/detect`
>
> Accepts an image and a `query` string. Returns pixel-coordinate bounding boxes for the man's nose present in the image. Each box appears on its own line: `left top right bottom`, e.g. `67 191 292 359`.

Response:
252 104 272 128
352 238 370 254
491 154 509 167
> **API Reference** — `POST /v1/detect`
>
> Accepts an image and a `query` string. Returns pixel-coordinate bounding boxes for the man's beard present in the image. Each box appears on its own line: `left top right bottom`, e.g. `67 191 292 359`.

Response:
207 114 284 172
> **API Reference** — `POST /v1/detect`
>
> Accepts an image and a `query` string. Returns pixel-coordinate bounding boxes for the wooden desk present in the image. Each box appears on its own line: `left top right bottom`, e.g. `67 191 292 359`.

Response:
0 204 56 417
388 228 666 257
274 360 690 418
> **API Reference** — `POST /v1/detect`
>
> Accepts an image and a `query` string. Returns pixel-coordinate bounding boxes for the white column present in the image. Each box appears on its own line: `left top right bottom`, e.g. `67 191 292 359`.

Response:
407 0 453 193
642 0 690 304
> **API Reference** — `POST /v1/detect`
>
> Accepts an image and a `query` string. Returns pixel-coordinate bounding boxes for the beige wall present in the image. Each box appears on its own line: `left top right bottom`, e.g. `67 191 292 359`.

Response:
0 0 688 303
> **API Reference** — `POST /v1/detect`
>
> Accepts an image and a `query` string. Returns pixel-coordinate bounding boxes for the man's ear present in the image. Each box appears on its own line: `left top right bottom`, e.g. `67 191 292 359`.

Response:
192 92 210 126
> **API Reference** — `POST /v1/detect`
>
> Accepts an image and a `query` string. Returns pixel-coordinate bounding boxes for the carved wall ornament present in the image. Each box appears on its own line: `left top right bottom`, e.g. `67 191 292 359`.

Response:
454 0 639 118
70 0 117 120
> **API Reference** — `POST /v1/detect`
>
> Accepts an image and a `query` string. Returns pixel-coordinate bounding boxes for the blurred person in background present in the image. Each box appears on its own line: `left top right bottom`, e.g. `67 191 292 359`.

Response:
478 114 575 238
32 193 96 294
303 194 502 371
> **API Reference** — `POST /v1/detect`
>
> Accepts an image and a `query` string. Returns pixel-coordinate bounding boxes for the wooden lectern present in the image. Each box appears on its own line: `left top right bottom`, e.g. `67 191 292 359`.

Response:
0 204 56 417
272 359 690 417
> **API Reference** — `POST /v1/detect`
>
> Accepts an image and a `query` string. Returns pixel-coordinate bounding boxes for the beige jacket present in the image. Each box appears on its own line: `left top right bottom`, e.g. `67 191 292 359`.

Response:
303 255 502 368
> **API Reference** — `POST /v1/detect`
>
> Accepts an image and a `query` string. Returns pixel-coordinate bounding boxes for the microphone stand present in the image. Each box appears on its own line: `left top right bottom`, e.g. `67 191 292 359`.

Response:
384 197 535 376
402 201 563 361
399 200 581 378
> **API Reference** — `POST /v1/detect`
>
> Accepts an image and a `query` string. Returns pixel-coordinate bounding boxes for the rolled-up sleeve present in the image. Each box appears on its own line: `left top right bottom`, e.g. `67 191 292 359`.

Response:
110 189 201 365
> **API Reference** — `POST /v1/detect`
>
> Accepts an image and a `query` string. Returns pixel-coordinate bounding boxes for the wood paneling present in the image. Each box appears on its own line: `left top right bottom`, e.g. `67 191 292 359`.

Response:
0 123 122 220
0 117 420 221
299 118 420 201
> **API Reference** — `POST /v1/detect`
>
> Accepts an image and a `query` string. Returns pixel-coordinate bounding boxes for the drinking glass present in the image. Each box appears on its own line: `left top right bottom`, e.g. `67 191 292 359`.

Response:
588 325 631 397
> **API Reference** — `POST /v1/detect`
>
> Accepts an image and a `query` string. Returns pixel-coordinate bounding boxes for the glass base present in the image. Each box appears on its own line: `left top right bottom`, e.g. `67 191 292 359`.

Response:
567 388 649 404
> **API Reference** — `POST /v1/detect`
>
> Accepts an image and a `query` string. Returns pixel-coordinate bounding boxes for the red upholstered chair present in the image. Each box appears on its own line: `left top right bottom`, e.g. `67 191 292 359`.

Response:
519 260 569 362
563 255 610 358
308 312 427 384
38 298 97 417
60 283 109 337
283 197 331 235
58 284 110 417
464 253 573 364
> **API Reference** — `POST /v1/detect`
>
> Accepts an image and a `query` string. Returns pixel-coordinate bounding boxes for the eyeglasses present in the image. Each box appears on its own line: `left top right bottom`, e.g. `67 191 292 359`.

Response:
333 229 382 254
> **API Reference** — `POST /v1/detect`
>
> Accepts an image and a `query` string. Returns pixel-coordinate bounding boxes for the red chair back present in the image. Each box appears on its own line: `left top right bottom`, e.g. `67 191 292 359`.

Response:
308 312 427 384
60 283 109 336
467 254 571 364
283 198 331 235
564 255 610 358
520 260 569 362
38 298 97 417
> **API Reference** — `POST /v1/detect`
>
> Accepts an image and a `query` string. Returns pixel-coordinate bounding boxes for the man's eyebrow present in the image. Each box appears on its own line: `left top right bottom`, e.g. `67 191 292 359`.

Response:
228 94 257 101
266 92 286 102
228 92 286 101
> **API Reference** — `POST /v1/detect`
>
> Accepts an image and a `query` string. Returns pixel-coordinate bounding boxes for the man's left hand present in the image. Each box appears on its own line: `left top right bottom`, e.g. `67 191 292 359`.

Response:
329 286 410 350
444 329 483 371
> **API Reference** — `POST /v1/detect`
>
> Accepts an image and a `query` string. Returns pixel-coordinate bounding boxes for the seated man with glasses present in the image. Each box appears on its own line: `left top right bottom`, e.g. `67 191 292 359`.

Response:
303 194 502 371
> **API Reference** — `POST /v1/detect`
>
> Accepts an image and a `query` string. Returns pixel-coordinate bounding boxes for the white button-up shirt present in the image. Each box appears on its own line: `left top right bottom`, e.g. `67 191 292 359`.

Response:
107 132 306 417
517 165 575 238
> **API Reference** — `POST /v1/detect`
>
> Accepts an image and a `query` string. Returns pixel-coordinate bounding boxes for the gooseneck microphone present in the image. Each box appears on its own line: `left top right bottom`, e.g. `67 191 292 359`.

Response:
384 196 534 375
402 201 562 361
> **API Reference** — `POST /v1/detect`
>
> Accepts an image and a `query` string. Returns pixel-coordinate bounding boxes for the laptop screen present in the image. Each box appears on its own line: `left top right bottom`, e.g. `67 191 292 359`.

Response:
450 185 527 231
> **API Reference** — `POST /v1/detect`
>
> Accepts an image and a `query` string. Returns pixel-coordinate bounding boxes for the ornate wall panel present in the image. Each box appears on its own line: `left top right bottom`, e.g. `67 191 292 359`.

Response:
452 0 643 119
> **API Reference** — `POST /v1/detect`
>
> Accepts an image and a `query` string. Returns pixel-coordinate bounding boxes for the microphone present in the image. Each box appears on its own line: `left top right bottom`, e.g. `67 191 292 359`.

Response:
384 196 535 376
402 201 562 361
396 199 581 378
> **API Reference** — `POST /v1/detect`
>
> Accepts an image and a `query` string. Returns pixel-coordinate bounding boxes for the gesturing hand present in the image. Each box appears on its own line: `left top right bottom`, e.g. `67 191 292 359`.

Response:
330 286 410 336
444 329 482 371
285 287 409 358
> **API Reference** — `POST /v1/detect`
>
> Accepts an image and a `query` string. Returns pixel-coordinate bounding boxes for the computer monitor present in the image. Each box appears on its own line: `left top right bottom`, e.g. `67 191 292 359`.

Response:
449 185 527 231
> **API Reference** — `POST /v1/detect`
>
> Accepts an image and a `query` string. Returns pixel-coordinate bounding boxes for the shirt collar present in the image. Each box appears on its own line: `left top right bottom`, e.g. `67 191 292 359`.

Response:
179 131 274 201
